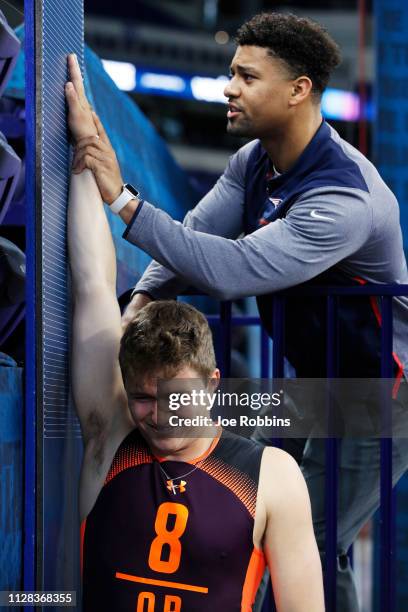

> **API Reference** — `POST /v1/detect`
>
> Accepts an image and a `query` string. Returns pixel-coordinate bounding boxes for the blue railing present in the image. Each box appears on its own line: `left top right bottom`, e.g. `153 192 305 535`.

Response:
203 283 408 612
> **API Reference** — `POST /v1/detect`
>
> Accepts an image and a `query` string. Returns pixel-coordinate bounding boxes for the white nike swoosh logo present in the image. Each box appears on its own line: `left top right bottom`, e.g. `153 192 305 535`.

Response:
310 209 334 221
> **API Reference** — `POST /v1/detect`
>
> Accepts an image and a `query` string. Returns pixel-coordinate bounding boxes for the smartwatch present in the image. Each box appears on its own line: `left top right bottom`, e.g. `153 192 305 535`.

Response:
109 183 139 215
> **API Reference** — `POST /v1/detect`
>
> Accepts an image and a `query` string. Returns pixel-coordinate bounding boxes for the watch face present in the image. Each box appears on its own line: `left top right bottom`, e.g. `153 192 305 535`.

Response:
124 183 139 198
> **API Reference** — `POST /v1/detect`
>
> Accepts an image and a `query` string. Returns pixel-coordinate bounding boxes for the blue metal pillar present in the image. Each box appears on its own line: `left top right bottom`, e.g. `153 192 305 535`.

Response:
24 0 37 595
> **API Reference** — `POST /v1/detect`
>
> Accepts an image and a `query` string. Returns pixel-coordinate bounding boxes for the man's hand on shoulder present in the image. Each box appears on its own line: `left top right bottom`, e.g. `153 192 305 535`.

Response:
260 447 325 611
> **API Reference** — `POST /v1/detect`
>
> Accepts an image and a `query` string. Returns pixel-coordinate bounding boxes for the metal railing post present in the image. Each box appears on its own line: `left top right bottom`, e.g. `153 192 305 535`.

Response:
261 329 270 378
272 295 285 379
271 295 285 450
263 295 286 612
380 295 396 612
325 295 340 612
219 301 232 377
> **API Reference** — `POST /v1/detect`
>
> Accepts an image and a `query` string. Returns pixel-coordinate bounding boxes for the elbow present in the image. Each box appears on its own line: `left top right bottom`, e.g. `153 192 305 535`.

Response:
207 285 239 302
218 289 238 301
188 269 250 301
72 279 116 302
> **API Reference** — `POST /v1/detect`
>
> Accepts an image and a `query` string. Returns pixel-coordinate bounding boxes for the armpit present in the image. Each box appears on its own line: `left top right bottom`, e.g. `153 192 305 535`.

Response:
84 410 109 468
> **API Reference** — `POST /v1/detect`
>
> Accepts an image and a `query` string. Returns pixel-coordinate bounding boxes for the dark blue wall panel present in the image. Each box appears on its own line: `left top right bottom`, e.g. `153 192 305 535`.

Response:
0 363 23 590
374 0 408 248
374 4 408 608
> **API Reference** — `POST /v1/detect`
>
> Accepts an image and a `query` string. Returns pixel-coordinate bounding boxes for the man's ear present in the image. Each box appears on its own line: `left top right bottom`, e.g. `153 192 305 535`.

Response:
208 368 221 392
288 75 313 106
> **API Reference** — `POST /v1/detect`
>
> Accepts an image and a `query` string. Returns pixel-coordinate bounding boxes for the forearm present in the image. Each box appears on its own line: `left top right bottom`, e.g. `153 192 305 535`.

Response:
68 169 117 294
122 201 292 300
122 190 370 301
120 152 247 298
131 206 218 300
131 212 196 300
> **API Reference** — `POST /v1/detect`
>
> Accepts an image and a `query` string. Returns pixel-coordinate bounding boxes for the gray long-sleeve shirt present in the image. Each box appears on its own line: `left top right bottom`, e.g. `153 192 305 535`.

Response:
123 121 408 375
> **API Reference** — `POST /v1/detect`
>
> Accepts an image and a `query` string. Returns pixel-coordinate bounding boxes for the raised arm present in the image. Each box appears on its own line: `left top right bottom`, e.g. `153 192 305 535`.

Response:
66 55 132 452
68 170 130 442
259 448 325 611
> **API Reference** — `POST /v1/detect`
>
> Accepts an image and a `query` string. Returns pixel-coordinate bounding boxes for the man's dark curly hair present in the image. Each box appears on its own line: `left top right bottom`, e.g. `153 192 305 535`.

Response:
235 13 341 99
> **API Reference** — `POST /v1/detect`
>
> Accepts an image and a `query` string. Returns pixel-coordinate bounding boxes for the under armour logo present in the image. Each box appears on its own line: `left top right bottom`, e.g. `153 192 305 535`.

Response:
167 480 187 495
268 197 282 208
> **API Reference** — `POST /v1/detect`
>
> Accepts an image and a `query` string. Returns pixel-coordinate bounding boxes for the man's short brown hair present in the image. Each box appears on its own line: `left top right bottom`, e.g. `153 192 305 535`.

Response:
119 300 216 383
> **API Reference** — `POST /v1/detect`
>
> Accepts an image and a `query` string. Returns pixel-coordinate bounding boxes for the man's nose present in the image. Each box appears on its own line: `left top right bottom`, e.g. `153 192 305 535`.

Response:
224 78 240 99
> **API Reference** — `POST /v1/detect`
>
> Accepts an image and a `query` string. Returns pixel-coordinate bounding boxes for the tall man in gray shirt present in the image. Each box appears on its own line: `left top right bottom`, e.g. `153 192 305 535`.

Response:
67 12 408 611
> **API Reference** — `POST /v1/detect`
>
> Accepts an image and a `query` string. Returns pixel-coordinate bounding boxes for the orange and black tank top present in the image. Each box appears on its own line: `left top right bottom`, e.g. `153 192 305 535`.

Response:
81 428 266 611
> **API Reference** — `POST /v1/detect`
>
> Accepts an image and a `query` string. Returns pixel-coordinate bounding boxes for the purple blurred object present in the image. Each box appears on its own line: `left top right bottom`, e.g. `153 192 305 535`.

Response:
0 98 25 139
0 130 21 224
0 12 22 225
0 10 21 98
0 236 25 345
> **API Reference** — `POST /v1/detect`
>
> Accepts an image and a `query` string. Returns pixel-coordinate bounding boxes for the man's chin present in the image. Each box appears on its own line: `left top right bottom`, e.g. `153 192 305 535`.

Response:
226 120 251 138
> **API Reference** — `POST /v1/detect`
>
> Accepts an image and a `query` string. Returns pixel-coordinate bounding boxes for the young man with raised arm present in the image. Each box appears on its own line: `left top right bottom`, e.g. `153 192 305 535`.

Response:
66 54 324 611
